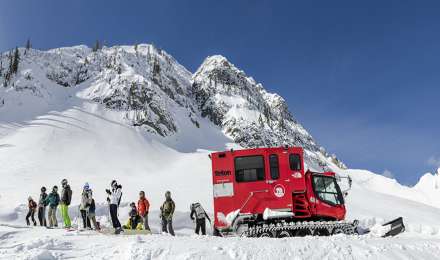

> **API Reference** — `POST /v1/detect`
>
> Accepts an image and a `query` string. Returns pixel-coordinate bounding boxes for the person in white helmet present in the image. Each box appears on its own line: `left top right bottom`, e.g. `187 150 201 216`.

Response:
106 180 123 234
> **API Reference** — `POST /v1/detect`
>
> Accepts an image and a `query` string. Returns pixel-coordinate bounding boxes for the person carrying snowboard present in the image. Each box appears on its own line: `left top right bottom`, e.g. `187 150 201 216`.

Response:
79 182 92 229
45 186 60 228
60 179 72 229
26 196 37 226
37 186 48 226
138 191 150 231
106 180 123 234
160 191 175 236
190 202 211 235
123 202 142 230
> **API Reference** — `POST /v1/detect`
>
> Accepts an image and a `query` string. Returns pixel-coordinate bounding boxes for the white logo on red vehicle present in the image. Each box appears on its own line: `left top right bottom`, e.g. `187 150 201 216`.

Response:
292 172 302 178
273 184 285 198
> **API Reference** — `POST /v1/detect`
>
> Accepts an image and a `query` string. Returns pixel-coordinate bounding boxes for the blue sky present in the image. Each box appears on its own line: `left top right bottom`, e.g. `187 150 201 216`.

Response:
1 0 439 185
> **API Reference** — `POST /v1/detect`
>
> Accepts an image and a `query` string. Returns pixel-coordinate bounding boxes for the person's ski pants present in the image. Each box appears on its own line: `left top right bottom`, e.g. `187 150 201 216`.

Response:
161 216 175 236
195 218 206 235
109 204 121 229
48 206 58 227
60 204 71 228
26 209 36 226
37 206 46 226
142 214 150 230
80 209 91 228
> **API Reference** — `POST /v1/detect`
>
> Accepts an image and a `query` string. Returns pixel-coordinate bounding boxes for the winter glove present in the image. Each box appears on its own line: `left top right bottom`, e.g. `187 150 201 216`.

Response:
105 189 111 195
166 215 173 221
106 197 110 203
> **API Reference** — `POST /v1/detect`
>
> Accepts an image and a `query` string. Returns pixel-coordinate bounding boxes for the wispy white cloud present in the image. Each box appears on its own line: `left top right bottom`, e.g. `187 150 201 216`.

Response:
382 169 394 179
427 156 440 168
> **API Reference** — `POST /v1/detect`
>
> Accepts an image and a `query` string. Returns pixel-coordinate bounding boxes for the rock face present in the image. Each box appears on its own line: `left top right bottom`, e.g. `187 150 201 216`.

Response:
0 44 344 170
192 55 345 169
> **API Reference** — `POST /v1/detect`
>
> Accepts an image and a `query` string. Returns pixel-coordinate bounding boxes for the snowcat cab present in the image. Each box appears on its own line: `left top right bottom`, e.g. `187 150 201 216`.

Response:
210 147 405 238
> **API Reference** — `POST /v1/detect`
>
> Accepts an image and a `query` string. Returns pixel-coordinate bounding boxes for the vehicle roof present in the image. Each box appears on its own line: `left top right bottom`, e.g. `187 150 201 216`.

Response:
211 146 304 156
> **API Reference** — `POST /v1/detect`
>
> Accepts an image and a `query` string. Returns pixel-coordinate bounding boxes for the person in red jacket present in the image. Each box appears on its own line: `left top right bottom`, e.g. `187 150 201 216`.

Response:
26 196 37 226
137 191 150 231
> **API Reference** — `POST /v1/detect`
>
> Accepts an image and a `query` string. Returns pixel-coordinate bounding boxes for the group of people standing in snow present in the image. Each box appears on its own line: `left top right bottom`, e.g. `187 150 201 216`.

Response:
26 179 72 228
26 179 211 236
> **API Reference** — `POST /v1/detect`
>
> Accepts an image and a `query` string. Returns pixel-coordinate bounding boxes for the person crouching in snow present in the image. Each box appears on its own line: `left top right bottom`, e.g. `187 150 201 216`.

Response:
26 196 37 226
60 179 72 229
80 183 92 229
160 191 175 236
190 202 211 235
138 191 150 231
106 180 123 234
123 202 142 230
45 186 60 228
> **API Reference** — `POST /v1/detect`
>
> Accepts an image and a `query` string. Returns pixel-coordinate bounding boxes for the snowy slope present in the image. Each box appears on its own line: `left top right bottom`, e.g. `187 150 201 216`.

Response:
343 169 440 209
1 44 440 259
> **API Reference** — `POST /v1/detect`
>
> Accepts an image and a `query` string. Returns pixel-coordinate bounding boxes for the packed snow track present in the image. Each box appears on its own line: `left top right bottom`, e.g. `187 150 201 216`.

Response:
0 224 440 260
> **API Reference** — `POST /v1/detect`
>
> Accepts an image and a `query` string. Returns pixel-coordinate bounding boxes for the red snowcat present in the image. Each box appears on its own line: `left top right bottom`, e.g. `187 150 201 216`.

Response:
210 146 404 238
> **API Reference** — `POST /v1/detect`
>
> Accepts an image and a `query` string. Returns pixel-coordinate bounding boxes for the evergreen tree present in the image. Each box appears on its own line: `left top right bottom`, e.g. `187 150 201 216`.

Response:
92 40 101 52
0 53 3 77
25 38 32 52
129 82 136 108
11 47 20 74
3 51 12 87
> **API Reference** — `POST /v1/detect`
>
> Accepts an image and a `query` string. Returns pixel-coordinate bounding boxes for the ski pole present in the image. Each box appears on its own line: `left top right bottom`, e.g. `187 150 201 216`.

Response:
77 205 80 231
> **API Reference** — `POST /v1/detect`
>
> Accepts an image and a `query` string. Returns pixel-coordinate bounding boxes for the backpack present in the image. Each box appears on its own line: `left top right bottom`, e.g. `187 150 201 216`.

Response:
89 199 96 213
67 187 72 205
194 203 206 219
118 190 122 207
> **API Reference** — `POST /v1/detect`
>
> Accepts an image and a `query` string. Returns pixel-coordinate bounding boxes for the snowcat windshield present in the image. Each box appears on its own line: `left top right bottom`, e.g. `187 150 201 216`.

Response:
312 175 344 206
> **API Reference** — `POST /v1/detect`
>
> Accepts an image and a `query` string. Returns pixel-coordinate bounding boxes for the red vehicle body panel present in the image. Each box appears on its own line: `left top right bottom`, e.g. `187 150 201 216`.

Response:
211 147 346 229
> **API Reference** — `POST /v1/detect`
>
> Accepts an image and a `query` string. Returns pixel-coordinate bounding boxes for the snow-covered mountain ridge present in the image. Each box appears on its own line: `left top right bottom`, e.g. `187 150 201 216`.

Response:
0 45 343 170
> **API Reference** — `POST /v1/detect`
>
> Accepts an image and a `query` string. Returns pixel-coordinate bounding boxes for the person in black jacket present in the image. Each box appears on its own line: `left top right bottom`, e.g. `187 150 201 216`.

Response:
190 202 211 235
37 186 48 226
60 179 72 228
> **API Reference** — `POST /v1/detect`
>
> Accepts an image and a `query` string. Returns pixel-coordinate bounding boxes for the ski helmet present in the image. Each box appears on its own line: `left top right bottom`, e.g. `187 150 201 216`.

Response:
28 196 32 201
165 191 171 199
41 186 46 192
61 179 68 186
84 182 90 190
130 202 136 207
111 180 117 188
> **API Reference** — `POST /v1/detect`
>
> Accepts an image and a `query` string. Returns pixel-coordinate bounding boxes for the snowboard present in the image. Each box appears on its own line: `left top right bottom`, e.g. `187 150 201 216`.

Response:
99 227 152 236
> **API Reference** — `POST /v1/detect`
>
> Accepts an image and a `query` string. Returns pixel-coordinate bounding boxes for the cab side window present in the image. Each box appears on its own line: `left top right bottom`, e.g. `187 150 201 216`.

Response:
235 156 265 182
289 154 302 171
269 154 280 180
